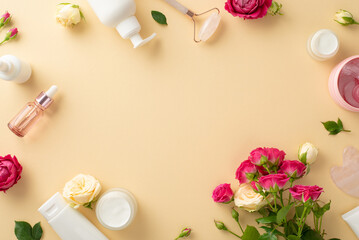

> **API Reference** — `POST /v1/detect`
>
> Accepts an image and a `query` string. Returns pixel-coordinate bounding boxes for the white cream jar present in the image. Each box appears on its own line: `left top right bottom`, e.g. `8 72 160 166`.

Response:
96 188 137 230
307 29 339 61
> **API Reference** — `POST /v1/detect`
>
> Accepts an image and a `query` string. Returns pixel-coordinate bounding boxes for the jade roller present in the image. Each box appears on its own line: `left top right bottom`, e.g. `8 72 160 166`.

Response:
164 0 221 43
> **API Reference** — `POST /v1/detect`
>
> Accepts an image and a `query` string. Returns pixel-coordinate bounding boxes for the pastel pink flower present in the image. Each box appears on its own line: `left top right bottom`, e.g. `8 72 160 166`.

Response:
225 0 273 20
279 160 306 178
267 148 286 165
235 160 257 184
289 185 324 202
258 174 289 192
212 183 234 203
0 155 22 192
249 147 268 166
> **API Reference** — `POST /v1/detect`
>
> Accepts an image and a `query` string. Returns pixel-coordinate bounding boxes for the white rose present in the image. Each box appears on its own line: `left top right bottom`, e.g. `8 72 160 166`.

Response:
334 9 356 26
56 3 83 27
63 174 101 208
298 142 318 164
234 183 269 212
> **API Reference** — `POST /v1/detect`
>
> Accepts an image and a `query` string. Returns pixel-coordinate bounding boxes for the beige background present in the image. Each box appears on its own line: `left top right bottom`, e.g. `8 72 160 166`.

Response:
0 0 359 239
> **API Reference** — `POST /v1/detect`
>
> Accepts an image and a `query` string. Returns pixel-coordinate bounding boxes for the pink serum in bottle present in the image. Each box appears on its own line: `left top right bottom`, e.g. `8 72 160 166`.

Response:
8 85 58 137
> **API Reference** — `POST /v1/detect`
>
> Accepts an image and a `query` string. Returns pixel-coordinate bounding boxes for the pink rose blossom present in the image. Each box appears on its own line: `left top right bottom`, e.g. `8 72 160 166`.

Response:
249 147 268 166
258 174 289 192
212 183 234 203
279 160 306 178
267 148 286 165
289 185 324 202
251 181 260 191
249 147 285 167
0 155 22 192
235 160 257 184
225 0 273 20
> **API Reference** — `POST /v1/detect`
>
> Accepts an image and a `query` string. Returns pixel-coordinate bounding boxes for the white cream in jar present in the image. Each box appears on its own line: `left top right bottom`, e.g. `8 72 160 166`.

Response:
307 29 339 61
96 188 137 230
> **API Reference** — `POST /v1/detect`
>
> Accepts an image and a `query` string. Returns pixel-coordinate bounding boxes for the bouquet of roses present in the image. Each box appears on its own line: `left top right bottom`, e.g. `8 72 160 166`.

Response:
212 145 340 240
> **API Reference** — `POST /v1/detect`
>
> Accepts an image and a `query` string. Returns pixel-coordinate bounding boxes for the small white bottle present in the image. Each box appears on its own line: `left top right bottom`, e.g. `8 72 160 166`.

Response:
86 0 156 48
38 193 109 240
0 55 32 83
307 29 339 61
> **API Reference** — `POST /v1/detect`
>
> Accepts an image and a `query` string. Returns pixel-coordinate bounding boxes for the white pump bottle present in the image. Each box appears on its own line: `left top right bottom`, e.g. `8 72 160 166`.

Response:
38 193 109 240
87 0 156 48
0 55 31 83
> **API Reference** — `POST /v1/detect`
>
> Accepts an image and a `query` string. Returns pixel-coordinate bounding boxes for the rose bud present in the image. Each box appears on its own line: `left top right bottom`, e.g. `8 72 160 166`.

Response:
63 174 101 209
258 174 289 192
268 1 283 16
289 185 324 202
0 12 11 28
0 155 23 192
266 148 286 166
175 228 191 239
279 160 306 179
298 142 318 164
334 9 359 26
56 3 85 27
235 160 258 184
0 28 18 45
214 220 227 230
212 183 233 203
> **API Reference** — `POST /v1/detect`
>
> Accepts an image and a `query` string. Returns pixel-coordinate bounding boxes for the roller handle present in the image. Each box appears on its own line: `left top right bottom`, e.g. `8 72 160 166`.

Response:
164 0 189 15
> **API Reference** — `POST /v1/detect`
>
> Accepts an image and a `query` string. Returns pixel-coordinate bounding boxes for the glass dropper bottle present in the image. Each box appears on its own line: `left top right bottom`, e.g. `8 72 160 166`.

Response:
8 85 58 137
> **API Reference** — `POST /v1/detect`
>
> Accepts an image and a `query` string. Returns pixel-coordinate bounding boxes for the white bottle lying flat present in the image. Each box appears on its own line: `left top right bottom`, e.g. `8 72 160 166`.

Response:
38 192 109 240
0 55 31 83
87 0 156 48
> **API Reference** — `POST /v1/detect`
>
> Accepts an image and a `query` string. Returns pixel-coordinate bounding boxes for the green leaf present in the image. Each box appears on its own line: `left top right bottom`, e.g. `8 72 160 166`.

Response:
302 229 324 240
258 232 278 240
276 204 292 224
242 226 260 240
284 220 298 236
287 235 301 240
313 201 331 218
151 11 167 25
321 118 350 135
295 205 305 217
321 121 338 132
58 3 71 5
14 221 33 240
32 222 43 240
256 216 277 224
329 238 341 240
260 227 285 237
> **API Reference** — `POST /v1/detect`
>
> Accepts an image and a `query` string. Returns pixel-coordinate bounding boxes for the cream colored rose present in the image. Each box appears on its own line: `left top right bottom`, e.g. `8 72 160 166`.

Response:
56 3 83 27
298 142 318 164
334 9 355 25
234 183 269 212
63 174 101 208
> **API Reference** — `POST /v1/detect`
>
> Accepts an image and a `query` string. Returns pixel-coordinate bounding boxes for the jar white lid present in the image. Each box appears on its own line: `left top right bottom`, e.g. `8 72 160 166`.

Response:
309 29 339 60
96 188 137 231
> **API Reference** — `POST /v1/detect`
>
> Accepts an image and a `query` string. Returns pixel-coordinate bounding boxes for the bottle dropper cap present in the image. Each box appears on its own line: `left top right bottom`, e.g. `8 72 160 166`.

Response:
36 85 58 109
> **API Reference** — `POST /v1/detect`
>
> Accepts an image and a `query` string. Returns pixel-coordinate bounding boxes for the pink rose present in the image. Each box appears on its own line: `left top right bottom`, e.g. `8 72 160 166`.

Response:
0 155 22 192
249 147 285 167
258 174 289 192
251 181 260 191
235 160 258 184
225 0 273 20
249 147 268 166
8 28 18 38
212 183 234 203
267 148 286 165
279 160 306 178
289 185 324 202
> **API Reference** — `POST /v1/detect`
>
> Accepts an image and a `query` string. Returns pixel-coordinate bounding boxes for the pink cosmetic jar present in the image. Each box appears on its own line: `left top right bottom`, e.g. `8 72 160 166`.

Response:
329 55 359 112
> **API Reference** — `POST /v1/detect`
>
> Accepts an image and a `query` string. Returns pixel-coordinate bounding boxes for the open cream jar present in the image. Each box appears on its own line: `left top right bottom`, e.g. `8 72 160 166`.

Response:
96 188 137 230
307 29 339 61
